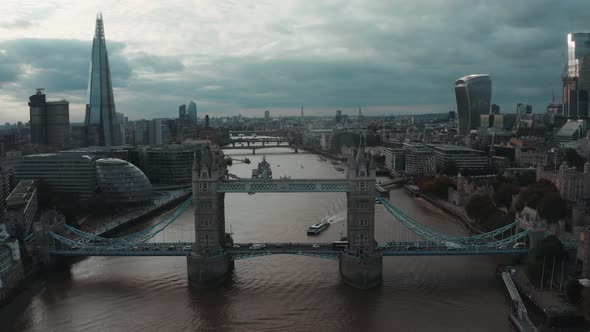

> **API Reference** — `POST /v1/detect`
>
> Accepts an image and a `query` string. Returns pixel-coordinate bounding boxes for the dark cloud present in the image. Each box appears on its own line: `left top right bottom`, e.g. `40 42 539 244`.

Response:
131 53 184 73
0 38 132 92
2 0 590 121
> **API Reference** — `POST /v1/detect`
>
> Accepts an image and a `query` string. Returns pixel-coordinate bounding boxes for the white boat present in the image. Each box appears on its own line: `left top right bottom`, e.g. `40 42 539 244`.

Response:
307 221 330 235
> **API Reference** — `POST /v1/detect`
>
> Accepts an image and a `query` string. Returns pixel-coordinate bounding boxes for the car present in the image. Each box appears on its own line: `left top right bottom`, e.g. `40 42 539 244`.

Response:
513 242 526 249
250 244 266 250
312 244 320 248
183 246 192 251
167 246 175 251
233 244 241 248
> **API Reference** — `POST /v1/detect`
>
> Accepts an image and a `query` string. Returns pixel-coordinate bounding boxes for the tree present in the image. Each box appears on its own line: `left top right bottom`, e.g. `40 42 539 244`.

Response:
515 179 558 212
567 279 583 304
537 192 567 224
514 171 536 187
565 148 587 169
433 176 454 199
442 160 458 176
494 182 517 208
465 194 496 221
418 176 436 194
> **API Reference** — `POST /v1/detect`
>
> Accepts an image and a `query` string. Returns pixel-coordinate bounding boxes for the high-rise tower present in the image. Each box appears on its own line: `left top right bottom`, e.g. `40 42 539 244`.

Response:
29 89 70 147
187 101 197 124
454 74 492 135
85 13 117 146
563 33 590 118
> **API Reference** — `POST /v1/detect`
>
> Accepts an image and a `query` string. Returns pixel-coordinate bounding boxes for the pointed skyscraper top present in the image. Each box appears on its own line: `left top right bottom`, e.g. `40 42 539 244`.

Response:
87 12 117 146
95 12 105 38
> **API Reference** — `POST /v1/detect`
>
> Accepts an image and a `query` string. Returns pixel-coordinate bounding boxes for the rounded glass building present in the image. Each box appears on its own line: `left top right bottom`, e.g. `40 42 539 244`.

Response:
96 158 153 206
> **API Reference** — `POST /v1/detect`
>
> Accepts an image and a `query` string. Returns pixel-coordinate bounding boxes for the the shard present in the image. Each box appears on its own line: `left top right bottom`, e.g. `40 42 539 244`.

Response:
85 13 117 146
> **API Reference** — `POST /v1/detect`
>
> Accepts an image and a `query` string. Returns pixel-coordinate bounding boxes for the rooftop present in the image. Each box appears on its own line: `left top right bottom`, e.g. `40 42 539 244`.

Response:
429 144 482 152
455 74 491 85
6 180 37 209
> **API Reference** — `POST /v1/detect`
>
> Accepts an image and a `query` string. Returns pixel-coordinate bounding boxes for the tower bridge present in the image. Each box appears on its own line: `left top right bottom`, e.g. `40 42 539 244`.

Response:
39 142 539 290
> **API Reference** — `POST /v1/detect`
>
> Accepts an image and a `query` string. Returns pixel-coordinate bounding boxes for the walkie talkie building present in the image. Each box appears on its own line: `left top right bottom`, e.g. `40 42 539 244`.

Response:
454 74 492 135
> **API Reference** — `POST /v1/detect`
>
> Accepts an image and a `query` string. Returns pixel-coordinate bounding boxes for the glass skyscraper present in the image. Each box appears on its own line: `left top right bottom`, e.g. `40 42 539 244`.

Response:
454 74 492 135
564 33 590 118
85 13 117 146
187 101 197 124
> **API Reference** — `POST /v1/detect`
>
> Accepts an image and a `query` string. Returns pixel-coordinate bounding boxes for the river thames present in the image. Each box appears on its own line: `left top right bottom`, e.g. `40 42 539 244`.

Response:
0 148 514 331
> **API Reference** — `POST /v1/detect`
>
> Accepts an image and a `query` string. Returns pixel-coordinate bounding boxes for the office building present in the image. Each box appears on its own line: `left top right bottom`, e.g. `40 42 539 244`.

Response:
454 74 492 135
265 110 270 121
28 89 70 147
4 180 38 237
0 166 8 225
179 104 187 119
563 33 590 118
134 120 149 145
96 158 153 206
113 112 125 145
144 144 206 185
401 142 435 176
430 144 488 172
148 119 163 146
555 120 586 144
85 13 118 146
187 101 197 123
15 154 97 199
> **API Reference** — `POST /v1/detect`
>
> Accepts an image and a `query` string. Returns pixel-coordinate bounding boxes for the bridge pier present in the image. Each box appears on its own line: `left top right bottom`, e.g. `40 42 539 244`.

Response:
339 253 383 289
187 252 234 288
252 149 256 155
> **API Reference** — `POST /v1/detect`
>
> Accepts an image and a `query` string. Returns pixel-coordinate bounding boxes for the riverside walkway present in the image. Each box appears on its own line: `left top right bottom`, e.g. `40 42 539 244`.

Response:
502 271 537 332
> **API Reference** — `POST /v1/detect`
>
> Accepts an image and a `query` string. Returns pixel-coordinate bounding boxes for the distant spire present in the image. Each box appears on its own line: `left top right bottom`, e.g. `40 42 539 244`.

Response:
95 12 105 38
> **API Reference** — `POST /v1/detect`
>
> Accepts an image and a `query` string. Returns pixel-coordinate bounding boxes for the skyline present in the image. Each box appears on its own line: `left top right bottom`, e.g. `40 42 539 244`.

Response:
1 0 589 123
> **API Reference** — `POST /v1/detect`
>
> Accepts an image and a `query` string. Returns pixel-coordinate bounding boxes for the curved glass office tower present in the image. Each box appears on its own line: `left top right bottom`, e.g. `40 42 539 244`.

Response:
454 74 492 135
85 13 117 146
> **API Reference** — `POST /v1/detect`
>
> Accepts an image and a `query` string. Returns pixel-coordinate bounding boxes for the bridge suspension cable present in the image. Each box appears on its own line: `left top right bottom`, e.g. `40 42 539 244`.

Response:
377 196 524 246
50 197 192 250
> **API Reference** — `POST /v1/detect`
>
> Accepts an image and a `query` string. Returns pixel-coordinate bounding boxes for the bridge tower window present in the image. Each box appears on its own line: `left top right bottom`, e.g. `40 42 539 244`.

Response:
199 182 210 192
357 218 368 226
357 181 368 191
357 200 369 209
354 232 369 246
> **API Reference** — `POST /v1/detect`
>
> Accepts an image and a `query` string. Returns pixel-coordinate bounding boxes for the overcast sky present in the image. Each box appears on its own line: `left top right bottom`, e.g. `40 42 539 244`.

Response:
1 0 589 123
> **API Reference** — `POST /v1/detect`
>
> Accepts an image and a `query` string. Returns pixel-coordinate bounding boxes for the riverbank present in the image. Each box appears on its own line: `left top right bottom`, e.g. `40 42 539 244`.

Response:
403 185 485 235
0 190 191 309
512 267 587 329
307 148 348 162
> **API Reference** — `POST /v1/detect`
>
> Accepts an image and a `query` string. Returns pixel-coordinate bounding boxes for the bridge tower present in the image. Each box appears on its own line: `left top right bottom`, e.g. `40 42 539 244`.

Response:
187 145 233 288
340 139 383 289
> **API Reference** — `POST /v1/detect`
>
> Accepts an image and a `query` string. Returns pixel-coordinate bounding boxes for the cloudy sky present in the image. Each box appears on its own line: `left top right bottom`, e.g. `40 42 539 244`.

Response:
1 0 588 123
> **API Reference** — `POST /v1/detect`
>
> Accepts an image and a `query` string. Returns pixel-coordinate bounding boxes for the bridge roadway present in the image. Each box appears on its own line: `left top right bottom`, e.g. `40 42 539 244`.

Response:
229 137 290 143
50 242 528 257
